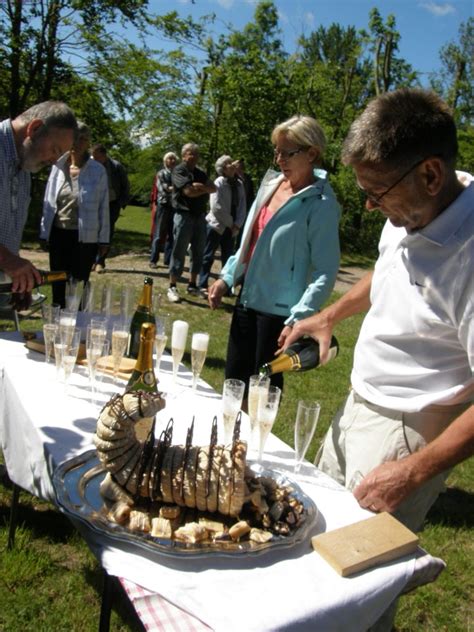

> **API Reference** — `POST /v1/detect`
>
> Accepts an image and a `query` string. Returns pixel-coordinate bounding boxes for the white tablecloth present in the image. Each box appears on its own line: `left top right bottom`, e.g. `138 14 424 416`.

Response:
0 333 444 632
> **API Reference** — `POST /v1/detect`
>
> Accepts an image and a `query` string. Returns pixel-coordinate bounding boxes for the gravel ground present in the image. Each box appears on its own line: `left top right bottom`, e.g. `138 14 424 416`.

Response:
20 248 367 296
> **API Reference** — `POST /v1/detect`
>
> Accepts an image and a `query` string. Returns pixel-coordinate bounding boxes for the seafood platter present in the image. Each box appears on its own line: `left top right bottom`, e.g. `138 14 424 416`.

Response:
54 391 317 557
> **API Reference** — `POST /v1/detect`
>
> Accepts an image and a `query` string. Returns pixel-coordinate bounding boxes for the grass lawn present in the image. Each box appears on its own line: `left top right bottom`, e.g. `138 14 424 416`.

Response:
1 205 472 631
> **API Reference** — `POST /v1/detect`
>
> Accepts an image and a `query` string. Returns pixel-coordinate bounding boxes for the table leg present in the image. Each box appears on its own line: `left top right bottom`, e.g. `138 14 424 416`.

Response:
99 569 114 632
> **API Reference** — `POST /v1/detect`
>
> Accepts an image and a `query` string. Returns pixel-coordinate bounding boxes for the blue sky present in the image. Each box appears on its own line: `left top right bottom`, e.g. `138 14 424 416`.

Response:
149 0 472 82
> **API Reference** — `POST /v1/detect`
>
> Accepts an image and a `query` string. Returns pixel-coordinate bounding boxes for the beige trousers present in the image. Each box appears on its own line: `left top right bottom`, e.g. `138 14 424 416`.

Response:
315 390 468 532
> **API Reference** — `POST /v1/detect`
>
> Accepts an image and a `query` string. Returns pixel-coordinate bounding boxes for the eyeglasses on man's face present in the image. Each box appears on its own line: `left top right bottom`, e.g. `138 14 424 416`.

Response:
358 158 426 206
273 147 304 162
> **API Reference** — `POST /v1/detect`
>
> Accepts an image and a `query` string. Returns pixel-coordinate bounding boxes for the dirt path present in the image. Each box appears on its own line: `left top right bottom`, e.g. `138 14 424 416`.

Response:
20 248 367 295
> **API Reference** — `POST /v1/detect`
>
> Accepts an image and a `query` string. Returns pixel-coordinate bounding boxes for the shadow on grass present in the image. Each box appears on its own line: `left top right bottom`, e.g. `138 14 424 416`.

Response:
83 569 146 632
425 486 474 528
0 492 76 543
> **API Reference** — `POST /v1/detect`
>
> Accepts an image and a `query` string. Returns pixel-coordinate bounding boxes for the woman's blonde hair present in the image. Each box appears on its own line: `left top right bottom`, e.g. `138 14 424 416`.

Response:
271 115 326 162
163 151 178 166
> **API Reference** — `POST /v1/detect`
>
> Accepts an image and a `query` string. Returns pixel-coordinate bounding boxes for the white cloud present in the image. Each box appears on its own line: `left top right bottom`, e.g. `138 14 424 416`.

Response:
278 9 289 25
217 0 234 8
304 11 315 27
419 2 456 17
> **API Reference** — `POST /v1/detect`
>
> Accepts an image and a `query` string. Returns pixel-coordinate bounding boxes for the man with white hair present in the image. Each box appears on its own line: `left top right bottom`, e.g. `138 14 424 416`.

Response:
167 143 216 303
0 101 77 300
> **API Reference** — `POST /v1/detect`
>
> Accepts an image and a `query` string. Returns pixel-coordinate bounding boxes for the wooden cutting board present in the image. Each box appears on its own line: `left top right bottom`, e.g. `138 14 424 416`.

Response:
26 339 87 363
311 512 419 577
26 341 135 378
78 355 136 374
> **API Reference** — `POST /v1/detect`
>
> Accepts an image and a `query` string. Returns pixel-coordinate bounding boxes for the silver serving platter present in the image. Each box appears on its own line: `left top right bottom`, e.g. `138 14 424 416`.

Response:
53 449 317 559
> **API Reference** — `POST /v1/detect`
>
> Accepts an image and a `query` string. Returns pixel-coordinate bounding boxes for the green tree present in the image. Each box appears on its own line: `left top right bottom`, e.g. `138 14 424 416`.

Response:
295 23 372 170
431 18 473 125
361 8 417 95
0 0 150 118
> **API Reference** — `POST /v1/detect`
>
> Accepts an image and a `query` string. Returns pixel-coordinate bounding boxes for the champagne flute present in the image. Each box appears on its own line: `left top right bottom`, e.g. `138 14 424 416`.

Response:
81 281 95 313
61 327 81 392
54 331 67 382
100 283 113 318
119 285 135 323
87 337 109 403
294 400 321 474
41 303 60 325
111 320 129 382
191 332 209 391
222 378 245 445
257 385 281 463
248 375 270 449
154 314 170 375
86 324 107 396
65 278 83 312
59 308 77 347
93 340 110 406
43 323 58 364
171 320 188 385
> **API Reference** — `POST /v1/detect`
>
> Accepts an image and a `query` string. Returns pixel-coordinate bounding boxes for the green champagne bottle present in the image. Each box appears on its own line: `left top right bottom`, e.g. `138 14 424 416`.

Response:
128 276 156 358
0 270 68 294
259 336 339 376
126 322 158 393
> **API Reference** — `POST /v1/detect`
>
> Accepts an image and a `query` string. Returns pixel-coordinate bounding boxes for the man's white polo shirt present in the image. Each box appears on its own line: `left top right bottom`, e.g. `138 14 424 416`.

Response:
352 171 474 412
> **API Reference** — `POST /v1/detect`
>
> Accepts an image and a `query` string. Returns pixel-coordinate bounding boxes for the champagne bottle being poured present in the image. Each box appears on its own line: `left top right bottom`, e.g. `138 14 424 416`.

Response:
0 270 68 294
259 336 339 377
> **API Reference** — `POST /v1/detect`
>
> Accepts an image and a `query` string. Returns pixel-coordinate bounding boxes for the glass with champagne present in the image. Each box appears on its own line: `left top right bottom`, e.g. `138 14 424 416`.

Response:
111 320 129 382
43 323 58 364
59 308 77 347
61 327 81 391
171 320 188 385
257 385 282 463
191 332 209 391
248 375 270 449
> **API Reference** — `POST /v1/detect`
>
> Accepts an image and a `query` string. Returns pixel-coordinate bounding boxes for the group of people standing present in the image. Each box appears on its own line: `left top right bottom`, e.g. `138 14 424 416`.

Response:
149 146 254 302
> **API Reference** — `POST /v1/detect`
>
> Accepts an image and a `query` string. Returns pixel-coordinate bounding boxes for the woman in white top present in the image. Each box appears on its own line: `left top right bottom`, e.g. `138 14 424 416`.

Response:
40 122 109 307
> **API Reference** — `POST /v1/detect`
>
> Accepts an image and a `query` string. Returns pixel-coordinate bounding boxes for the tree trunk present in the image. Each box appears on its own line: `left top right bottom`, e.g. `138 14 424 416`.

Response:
42 1 61 100
8 0 23 117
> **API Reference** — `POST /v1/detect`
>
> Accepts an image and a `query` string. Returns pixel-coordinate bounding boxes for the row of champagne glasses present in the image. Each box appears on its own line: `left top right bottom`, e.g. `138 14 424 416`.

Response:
222 375 321 472
168 320 210 391
42 306 129 399
221 376 282 462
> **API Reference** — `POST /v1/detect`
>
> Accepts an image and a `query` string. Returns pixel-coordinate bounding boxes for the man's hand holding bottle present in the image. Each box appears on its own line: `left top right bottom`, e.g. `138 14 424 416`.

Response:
281 309 336 366
0 246 42 294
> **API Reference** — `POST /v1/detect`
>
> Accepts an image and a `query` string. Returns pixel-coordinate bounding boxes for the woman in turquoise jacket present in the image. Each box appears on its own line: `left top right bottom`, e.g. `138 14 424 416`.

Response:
208 115 341 396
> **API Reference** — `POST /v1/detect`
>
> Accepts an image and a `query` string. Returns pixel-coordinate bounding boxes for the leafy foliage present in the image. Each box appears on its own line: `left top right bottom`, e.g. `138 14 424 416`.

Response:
0 0 472 252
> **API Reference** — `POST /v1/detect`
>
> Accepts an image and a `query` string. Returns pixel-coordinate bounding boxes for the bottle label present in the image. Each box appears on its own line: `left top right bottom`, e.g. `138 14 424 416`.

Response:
142 370 155 386
289 354 302 371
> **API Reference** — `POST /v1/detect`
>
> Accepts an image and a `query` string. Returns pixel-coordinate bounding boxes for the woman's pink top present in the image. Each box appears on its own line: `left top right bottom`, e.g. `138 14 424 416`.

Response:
244 203 273 264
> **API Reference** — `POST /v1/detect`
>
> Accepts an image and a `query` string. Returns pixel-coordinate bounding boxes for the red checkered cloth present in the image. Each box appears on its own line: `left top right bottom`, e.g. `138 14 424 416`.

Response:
119 577 212 631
